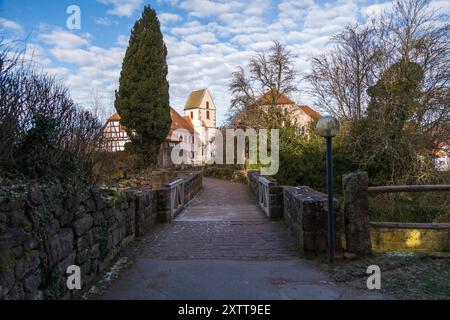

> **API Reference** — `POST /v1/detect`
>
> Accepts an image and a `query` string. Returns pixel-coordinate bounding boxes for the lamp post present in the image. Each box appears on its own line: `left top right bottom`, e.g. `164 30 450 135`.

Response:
316 116 340 263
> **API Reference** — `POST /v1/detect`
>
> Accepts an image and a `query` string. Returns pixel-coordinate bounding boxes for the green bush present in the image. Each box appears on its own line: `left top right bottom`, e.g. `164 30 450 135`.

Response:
274 124 355 194
17 115 84 182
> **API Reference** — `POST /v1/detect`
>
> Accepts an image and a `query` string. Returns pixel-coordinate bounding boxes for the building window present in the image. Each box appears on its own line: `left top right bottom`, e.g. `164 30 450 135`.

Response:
179 136 183 141
206 101 209 109
207 110 210 120
192 136 194 144
190 111 194 119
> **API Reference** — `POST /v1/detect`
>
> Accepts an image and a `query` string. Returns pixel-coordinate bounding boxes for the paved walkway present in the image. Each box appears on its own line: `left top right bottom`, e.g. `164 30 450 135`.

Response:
99 178 388 300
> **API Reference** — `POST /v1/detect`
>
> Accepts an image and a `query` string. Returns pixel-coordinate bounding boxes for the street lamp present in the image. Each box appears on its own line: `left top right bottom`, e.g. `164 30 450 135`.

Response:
316 116 340 263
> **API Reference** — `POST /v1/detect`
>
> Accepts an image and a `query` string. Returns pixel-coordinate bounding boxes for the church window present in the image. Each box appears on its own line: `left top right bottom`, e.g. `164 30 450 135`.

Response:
206 101 209 109
190 111 194 119
207 111 210 120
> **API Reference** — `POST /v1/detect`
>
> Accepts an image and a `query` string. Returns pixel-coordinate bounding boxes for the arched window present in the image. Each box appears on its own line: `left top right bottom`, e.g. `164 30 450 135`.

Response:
206 110 210 120
190 111 194 119
206 101 209 109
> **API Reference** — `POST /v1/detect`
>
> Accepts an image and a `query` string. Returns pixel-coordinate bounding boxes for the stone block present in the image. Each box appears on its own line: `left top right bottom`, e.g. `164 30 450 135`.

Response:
283 186 342 254
92 211 105 226
24 270 41 293
0 228 26 248
59 210 74 228
76 248 90 265
5 282 25 300
76 230 94 251
84 198 96 213
23 236 39 251
90 244 100 259
10 210 28 228
73 214 94 236
0 256 15 299
44 185 63 202
15 250 40 279
45 229 74 265
11 245 24 258
343 171 372 256
29 189 44 206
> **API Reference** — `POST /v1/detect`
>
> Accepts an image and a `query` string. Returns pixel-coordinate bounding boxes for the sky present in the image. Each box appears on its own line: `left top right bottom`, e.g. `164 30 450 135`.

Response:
1 0 449 125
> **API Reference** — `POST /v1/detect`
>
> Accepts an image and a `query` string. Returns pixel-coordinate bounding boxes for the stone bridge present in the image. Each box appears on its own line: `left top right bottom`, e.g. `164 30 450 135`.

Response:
98 177 385 300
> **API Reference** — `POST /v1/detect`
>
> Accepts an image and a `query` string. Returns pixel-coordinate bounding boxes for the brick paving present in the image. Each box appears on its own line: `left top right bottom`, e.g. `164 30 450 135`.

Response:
136 177 299 260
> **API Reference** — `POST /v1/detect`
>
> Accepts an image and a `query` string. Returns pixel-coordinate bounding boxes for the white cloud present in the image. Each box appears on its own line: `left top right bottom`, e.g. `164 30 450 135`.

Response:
361 2 392 19
39 29 90 49
179 0 244 18
24 43 52 67
0 18 23 33
97 0 144 17
159 13 183 25
116 34 129 46
183 31 218 44
26 0 444 125
28 27 125 120
95 17 119 25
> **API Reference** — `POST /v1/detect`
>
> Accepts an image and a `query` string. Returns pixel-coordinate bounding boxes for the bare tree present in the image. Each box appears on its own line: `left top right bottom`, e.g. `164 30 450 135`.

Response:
229 41 297 113
307 0 449 130
306 24 385 120
307 0 449 184
378 0 450 137
0 39 103 182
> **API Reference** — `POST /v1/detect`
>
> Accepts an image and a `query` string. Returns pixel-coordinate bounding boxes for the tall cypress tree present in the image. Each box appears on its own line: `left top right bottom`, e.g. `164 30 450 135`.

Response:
115 6 171 166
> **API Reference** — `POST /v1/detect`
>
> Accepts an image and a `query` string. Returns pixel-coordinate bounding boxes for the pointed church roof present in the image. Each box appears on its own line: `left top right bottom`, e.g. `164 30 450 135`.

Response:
184 89 207 110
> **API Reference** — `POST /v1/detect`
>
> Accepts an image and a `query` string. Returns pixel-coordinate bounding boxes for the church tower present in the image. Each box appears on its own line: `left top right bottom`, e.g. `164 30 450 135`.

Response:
184 89 217 163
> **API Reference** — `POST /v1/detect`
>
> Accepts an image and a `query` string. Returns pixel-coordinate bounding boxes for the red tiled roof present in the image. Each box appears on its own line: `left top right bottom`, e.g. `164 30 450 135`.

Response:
170 107 194 133
255 90 321 120
107 112 121 122
298 105 321 120
255 89 296 106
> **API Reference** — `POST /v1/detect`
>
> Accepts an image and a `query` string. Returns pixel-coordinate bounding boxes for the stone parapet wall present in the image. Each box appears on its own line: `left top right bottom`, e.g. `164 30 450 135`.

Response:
283 186 343 254
0 171 202 300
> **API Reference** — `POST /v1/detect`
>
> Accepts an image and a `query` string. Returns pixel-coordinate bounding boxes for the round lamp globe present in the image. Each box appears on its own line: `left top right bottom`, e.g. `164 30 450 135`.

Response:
316 116 340 138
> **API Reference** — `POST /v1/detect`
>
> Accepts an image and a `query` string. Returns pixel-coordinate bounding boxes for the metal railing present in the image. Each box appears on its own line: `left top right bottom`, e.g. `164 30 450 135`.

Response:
167 178 185 218
258 176 271 216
